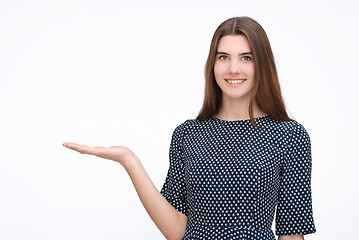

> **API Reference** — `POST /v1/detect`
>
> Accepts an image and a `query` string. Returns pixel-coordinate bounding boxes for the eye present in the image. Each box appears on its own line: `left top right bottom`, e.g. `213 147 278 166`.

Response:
242 56 252 61
218 55 229 60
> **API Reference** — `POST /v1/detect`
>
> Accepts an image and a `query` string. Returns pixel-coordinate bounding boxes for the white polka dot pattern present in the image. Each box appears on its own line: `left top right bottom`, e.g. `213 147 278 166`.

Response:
160 115 316 239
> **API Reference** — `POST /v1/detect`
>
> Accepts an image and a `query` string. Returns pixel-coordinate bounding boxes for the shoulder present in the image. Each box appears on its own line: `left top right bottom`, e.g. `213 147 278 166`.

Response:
173 118 208 131
170 118 210 139
269 118 310 139
283 120 310 142
264 117 311 153
270 119 311 154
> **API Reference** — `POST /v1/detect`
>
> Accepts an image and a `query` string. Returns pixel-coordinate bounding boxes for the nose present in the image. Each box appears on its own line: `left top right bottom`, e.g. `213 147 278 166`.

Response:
229 60 241 74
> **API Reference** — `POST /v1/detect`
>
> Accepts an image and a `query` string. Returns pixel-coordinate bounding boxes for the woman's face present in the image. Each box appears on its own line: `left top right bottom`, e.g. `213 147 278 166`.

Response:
214 35 255 104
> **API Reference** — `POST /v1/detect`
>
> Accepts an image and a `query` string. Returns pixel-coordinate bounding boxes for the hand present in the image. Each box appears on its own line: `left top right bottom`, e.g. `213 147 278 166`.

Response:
63 142 137 166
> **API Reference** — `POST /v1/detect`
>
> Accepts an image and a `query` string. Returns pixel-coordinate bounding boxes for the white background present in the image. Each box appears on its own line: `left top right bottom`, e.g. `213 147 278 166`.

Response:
1 0 358 239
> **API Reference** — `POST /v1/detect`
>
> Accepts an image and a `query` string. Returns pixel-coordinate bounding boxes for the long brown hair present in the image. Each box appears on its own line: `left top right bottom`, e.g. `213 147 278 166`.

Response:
196 16 294 128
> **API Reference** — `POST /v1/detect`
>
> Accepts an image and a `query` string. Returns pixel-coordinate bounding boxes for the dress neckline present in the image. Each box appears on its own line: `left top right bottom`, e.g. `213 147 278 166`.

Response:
210 115 270 123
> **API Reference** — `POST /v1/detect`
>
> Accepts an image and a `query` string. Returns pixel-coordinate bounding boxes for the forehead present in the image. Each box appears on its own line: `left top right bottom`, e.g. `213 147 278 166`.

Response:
217 35 252 52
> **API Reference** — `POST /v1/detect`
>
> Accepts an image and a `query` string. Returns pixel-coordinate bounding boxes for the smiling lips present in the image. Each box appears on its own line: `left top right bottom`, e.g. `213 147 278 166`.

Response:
225 79 246 85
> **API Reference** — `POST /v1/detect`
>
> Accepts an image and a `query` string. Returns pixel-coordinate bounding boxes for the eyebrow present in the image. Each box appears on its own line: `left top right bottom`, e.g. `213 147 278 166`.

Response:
216 51 252 56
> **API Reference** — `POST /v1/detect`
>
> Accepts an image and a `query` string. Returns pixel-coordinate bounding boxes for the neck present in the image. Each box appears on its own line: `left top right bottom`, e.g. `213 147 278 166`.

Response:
215 97 266 121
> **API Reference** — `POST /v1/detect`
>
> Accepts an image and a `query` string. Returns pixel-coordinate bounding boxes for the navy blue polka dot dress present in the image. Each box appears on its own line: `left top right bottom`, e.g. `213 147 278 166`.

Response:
160 115 316 239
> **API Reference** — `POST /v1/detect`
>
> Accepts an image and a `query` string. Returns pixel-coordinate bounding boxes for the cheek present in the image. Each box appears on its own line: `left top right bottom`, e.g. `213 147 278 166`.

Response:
214 63 225 78
247 63 255 77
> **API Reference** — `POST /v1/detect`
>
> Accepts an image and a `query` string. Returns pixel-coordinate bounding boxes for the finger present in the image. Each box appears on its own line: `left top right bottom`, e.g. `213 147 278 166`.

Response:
63 142 95 155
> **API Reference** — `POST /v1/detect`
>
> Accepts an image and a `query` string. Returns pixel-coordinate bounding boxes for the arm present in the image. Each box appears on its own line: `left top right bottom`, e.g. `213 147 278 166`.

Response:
124 151 187 240
275 123 316 237
63 143 187 240
278 234 304 240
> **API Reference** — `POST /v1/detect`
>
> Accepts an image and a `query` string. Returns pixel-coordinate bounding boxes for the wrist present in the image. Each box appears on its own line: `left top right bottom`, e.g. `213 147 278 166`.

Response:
122 152 141 171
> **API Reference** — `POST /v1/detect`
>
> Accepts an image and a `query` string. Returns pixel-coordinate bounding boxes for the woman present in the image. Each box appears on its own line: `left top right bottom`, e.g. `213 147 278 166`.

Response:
63 16 316 240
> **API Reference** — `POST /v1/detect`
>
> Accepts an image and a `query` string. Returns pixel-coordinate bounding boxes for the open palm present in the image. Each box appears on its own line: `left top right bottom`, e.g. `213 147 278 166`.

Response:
63 142 135 164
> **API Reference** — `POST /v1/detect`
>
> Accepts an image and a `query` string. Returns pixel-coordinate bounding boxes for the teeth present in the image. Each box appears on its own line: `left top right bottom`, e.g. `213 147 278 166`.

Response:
227 79 245 84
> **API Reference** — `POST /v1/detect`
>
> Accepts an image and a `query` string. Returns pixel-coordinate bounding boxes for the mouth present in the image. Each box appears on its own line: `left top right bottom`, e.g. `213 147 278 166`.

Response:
225 79 246 85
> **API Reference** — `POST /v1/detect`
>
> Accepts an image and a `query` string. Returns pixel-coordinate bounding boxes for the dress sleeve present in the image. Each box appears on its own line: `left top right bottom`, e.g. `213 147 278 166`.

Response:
160 123 188 216
275 123 316 236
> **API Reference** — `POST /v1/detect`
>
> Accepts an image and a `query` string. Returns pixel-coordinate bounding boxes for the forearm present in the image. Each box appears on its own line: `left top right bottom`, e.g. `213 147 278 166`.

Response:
62 143 186 239
123 156 187 240
278 234 304 240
